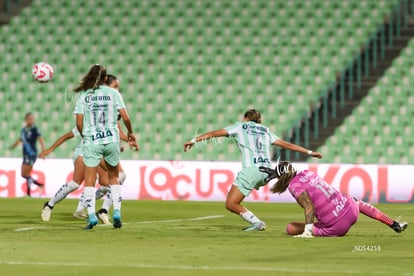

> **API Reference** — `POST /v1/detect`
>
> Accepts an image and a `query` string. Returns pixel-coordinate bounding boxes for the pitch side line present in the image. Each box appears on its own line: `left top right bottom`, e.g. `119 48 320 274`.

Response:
13 227 47 232
0 260 403 275
13 215 225 232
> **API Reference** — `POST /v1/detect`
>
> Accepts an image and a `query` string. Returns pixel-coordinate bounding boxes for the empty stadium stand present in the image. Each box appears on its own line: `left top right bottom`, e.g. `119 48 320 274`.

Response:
0 0 405 163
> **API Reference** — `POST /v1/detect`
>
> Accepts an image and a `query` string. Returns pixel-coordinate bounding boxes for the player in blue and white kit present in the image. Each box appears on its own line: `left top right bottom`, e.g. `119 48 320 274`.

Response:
10 112 45 196
184 109 323 231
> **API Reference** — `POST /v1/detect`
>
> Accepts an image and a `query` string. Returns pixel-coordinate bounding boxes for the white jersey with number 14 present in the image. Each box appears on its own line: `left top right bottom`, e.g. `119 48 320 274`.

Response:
74 85 126 145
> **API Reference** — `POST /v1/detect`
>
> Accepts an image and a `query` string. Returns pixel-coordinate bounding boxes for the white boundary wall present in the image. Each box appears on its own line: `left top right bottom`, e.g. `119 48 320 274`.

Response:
0 158 413 203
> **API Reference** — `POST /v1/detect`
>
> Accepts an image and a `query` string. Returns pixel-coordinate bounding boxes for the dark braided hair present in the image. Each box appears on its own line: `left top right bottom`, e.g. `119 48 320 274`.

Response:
73 64 107 92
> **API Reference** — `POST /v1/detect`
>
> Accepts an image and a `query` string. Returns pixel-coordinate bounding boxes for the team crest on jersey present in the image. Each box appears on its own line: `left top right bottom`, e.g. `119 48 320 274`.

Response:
92 130 113 141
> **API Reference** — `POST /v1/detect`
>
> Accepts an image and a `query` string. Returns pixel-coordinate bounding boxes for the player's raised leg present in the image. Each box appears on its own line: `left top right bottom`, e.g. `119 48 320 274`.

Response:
356 199 408 233
42 156 84 221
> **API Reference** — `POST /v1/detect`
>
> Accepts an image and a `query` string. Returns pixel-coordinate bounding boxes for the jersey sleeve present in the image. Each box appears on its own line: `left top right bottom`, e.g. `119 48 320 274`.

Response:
71 127 80 137
269 131 279 143
224 122 240 137
73 92 84 114
114 91 126 110
34 126 41 137
288 177 306 200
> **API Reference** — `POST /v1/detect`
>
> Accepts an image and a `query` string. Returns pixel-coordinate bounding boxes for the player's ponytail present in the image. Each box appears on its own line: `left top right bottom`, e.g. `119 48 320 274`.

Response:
73 64 107 93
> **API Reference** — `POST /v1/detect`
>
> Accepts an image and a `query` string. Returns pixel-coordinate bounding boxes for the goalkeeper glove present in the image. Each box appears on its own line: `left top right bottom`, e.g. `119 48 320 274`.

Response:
293 223 313 238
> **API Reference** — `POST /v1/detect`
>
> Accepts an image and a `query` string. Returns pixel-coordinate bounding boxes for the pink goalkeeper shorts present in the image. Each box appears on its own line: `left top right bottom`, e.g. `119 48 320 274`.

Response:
313 197 359 237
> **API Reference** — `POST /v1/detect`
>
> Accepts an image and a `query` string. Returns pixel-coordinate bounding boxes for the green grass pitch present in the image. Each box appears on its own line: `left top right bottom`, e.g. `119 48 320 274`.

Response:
0 198 413 276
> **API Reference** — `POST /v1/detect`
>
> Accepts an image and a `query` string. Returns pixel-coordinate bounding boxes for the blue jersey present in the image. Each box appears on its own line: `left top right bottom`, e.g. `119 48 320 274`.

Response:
21 126 41 156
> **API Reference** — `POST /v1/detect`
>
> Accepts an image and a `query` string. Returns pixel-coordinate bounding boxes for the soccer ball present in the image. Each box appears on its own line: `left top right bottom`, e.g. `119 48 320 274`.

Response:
32 62 54 82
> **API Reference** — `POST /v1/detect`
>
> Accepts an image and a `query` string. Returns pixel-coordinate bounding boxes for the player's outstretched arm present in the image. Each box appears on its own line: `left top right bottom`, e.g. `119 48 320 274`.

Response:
272 139 323 159
39 131 75 159
183 129 229 152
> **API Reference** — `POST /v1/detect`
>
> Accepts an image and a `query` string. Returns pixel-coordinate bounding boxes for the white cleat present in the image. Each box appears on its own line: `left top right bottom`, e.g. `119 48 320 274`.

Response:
96 209 111 225
243 222 266 231
41 202 52 222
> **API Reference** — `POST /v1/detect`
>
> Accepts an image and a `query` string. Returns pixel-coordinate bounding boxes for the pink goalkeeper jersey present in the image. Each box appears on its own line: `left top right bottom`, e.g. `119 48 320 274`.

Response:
288 170 351 226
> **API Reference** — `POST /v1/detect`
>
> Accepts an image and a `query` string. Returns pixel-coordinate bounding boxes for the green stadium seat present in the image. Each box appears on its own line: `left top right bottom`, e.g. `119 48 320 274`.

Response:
0 0 401 160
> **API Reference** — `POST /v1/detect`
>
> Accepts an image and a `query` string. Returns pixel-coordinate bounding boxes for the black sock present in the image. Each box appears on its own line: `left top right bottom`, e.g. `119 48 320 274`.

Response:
23 176 34 196
33 179 44 186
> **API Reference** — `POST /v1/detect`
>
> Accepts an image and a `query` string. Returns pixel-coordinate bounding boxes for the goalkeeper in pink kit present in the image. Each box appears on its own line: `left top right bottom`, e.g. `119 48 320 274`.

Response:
260 161 408 237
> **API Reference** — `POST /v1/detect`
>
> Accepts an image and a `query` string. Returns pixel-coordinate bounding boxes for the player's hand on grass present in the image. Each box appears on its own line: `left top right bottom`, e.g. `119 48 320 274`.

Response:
293 223 314 238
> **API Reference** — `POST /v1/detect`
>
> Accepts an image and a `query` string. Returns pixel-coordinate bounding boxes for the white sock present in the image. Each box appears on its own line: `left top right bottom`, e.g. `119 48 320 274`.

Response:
110 184 122 211
83 187 96 215
101 191 113 211
119 171 127 185
95 186 110 200
75 192 85 213
48 180 80 207
240 210 262 224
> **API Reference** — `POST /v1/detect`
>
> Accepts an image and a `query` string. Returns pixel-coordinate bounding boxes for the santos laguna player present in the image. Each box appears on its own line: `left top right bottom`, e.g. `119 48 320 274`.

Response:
74 64 137 229
260 161 408 237
41 74 135 225
183 109 322 231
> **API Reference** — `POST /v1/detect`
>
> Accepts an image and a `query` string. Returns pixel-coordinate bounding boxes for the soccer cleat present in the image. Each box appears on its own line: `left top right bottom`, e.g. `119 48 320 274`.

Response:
84 214 98 230
73 211 87 220
390 220 408 233
33 180 44 187
96 208 111 225
243 222 266 231
113 209 122 229
41 202 53 222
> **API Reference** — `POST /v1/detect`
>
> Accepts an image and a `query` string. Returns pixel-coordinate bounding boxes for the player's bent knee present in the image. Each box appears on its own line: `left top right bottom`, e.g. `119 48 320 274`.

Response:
224 201 236 212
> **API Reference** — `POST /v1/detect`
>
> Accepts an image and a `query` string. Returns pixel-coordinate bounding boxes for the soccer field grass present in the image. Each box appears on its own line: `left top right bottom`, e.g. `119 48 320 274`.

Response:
0 198 413 276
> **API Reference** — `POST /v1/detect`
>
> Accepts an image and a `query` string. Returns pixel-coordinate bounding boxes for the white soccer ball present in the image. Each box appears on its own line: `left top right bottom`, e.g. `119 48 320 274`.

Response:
32 62 54 82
